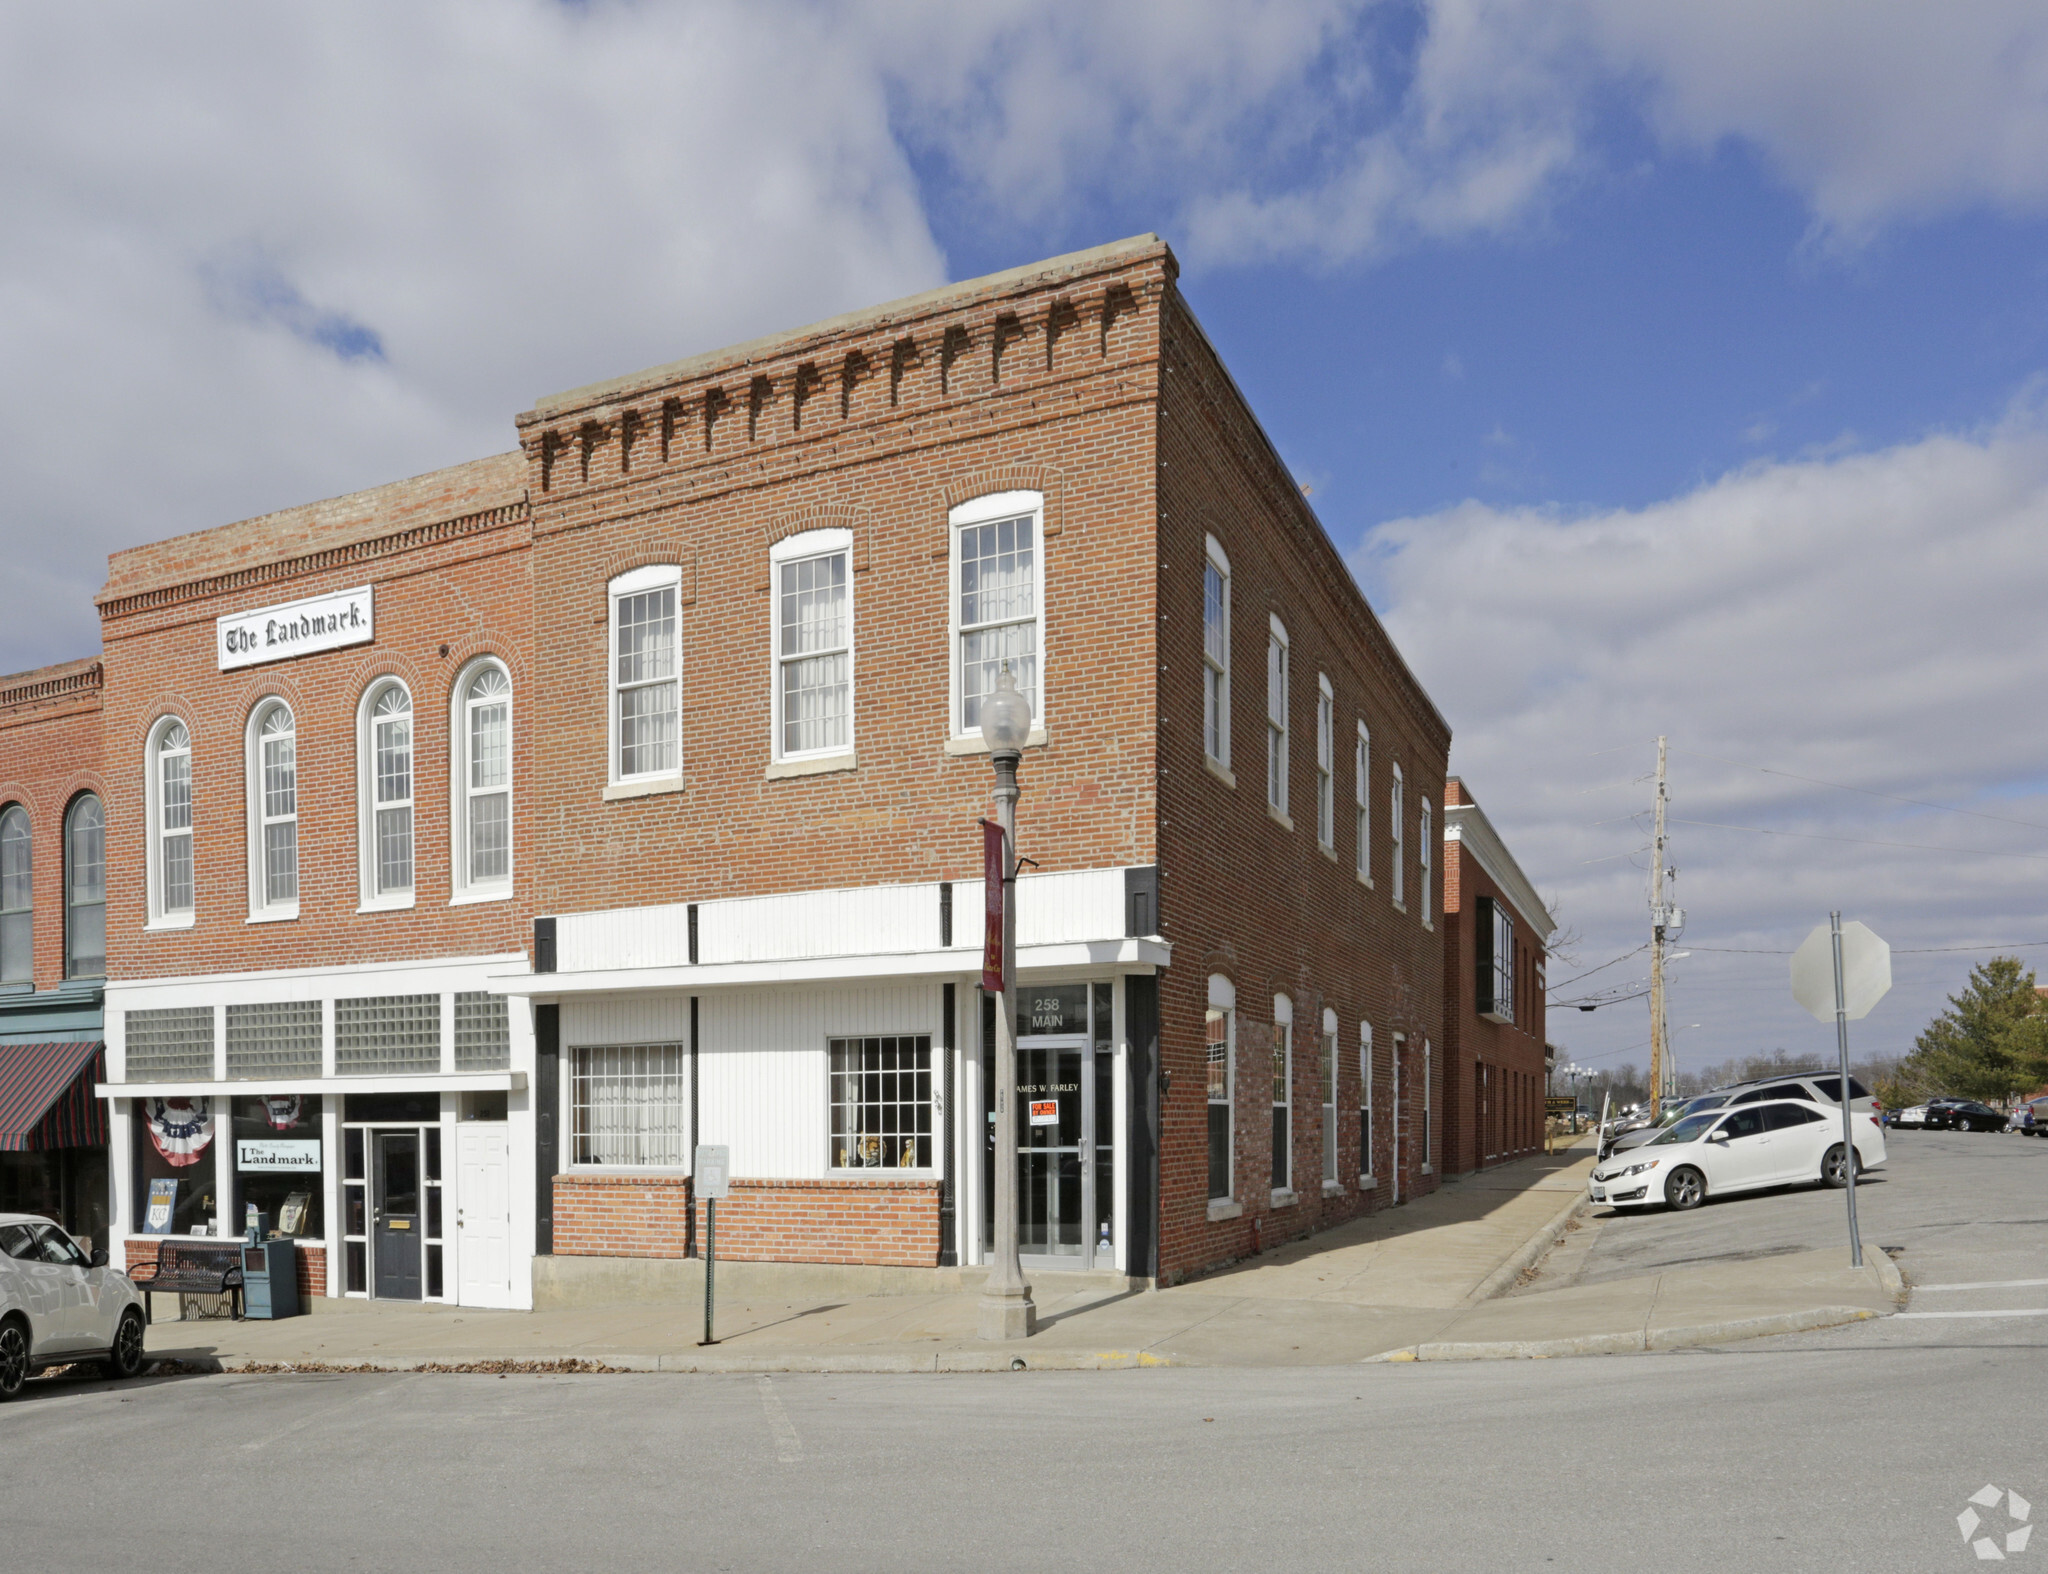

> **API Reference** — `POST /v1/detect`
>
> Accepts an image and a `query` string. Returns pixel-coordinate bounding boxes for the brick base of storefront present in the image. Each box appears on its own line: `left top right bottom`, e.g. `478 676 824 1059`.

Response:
552 1173 942 1267
124 1238 329 1302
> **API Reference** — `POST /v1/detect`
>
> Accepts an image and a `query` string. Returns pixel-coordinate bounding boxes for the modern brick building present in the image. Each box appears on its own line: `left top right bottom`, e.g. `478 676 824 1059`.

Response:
1439 778 1553 1173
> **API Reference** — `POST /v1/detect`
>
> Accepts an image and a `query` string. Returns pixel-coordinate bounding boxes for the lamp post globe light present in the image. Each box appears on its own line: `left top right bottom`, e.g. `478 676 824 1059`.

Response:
978 666 1037 1340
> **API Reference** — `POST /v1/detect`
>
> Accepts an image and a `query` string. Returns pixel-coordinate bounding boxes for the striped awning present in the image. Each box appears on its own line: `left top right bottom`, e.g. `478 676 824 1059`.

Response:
0 1040 107 1152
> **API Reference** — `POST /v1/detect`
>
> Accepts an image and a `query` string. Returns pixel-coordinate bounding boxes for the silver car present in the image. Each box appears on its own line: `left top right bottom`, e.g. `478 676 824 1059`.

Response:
0 1214 148 1399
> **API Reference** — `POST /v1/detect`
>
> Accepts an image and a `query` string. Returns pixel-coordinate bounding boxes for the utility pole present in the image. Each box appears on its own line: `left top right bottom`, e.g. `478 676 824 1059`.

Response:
1648 736 1669 1120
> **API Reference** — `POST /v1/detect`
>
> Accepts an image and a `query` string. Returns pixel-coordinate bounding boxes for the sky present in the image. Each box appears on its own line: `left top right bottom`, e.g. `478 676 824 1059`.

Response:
4 1 2047 1077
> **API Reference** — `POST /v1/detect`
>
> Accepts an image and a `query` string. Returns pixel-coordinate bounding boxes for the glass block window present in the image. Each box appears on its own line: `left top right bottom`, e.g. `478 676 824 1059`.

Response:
126 1006 215 1080
955 507 1038 734
571 1044 686 1166
453 991 511 1071
829 1035 932 1170
335 993 441 1075
226 1000 322 1079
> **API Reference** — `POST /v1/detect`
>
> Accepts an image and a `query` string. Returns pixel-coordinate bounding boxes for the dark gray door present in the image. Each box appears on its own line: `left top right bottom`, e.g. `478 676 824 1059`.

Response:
373 1131 422 1300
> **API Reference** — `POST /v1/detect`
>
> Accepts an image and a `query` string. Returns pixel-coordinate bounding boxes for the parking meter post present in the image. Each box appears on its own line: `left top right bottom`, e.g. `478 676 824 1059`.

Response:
1830 912 1864 1269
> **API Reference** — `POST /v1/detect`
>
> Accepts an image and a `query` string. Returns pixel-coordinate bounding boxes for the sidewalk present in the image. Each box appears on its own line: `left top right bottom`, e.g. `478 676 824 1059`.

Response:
141 1141 1900 1372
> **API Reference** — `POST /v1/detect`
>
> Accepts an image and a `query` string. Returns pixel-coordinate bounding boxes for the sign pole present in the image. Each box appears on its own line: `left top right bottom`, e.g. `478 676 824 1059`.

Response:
1829 912 1864 1268
702 1199 717 1346
693 1143 729 1347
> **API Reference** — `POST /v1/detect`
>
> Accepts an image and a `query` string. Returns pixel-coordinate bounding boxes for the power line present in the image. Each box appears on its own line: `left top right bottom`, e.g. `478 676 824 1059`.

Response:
1670 816 2048 865
1546 943 1648 992
1665 746 2048 835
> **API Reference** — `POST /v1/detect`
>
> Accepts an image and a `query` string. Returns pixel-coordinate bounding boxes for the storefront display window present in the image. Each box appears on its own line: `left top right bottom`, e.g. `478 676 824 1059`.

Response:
133 1096 218 1235
231 1095 325 1240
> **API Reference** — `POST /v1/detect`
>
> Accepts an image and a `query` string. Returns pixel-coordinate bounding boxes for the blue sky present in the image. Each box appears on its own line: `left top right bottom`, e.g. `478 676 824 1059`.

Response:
3 1 2047 1077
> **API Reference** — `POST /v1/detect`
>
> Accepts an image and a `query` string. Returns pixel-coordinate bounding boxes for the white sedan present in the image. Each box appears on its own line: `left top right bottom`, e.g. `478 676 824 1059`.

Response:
1588 1098 1887 1212
0 1214 148 1399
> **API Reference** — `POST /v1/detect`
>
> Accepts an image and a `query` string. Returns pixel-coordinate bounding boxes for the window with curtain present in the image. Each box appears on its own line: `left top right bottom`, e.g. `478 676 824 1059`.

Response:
0 805 30 983
1390 761 1405 907
776 544 851 757
462 664 511 889
1322 1020 1339 1185
1266 622 1289 818
1202 540 1230 768
610 569 680 781
954 499 1039 736
572 1044 687 1166
1354 724 1370 883
65 794 104 978
368 684 413 898
252 701 297 912
1315 677 1334 847
1271 1000 1292 1194
153 721 193 919
1419 797 1433 927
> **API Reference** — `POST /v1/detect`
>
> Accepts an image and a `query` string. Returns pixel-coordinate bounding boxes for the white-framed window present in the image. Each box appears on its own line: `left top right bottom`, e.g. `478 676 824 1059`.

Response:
1390 760 1405 908
571 1043 687 1167
1271 992 1292 1195
1354 723 1371 884
64 794 104 979
1321 1006 1339 1186
359 680 414 905
0 804 29 984
828 1034 933 1170
1420 796 1433 928
147 718 194 925
772 528 853 760
453 660 512 898
1207 974 1235 1201
1202 535 1231 770
1359 1020 1374 1182
1480 897 1516 1021
950 490 1043 739
247 699 298 919
1315 675 1334 848
1266 616 1289 819
609 565 682 783
1422 1039 1433 1172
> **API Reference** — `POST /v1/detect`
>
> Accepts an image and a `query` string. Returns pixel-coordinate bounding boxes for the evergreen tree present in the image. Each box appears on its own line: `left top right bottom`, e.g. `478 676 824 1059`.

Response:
1909 957 2048 1101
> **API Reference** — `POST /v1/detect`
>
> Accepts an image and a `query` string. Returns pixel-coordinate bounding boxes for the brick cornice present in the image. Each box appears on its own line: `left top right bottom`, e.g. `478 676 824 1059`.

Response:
0 659 102 717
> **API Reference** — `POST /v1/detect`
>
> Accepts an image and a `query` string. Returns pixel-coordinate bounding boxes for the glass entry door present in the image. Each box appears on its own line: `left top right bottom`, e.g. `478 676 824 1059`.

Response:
372 1131 422 1300
1017 1036 1086 1268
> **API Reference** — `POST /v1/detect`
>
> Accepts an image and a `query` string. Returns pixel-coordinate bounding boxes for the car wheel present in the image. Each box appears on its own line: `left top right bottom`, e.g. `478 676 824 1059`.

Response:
102 1308 146 1381
1822 1144 1857 1187
0 1316 29 1401
1665 1166 1706 1211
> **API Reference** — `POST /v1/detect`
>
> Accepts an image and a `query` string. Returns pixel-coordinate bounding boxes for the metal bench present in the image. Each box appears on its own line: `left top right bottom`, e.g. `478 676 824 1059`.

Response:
128 1242 245 1324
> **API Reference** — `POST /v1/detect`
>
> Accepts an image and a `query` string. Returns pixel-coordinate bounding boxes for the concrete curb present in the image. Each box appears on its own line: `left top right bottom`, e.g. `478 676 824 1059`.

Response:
1872 1249 1906 1303
181 1348 1173 1376
1363 1304 1883 1363
1464 1188 1588 1305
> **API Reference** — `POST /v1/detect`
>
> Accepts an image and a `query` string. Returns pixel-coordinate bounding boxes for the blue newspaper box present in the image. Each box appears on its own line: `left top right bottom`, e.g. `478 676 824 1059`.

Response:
240 1239 300 1319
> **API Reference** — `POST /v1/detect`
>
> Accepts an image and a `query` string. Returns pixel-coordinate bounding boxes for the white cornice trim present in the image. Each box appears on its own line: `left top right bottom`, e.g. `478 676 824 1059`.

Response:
1444 803 1553 939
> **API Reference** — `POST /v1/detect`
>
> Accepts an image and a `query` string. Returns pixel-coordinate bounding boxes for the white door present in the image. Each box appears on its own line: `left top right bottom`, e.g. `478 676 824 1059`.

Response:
455 1124 513 1308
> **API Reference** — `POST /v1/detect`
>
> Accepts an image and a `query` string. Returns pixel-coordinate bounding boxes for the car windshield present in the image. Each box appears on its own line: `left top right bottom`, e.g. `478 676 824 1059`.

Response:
1653 1113 1721 1146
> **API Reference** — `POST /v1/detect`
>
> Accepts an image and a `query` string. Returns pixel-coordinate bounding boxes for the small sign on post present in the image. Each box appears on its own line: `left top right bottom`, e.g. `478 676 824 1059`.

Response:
695 1144 730 1347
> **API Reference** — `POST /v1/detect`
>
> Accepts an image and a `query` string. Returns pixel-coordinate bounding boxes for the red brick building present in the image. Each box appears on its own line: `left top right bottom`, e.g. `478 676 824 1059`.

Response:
1439 778 1552 1173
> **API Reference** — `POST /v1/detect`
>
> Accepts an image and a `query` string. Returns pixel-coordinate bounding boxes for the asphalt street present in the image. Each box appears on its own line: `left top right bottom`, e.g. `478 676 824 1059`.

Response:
3 1133 2039 1573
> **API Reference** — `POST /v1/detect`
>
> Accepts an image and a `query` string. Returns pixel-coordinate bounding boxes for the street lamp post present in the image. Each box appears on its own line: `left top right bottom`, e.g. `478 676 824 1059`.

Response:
977 667 1037 1341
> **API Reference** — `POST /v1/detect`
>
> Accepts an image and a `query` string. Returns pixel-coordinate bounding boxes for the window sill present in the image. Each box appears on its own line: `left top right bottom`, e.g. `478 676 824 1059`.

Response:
766 751 856 780
144 914 195 932
1265 805 1294 833
245 907 298 925
1390 900 1406 915
827 1170 938 1181
1421 1164 1434 1175
1358 1173 1376 1188
945 726 1048 756
1317 842 1338 863
1269 1188 1299 1209
604 774 687 802
1356 870 1373 890
1206 1198 1243 1222
1202 756 1235 789
1321 1179 1346 1198
449 887 513 907
356 894 415 915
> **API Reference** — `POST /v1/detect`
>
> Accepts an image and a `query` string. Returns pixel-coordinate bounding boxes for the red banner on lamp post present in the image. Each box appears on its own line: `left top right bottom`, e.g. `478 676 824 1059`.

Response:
982 819 1006 994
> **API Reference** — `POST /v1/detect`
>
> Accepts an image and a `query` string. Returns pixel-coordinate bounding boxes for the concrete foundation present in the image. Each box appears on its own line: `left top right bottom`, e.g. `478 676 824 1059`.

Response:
532 1253 1137 1309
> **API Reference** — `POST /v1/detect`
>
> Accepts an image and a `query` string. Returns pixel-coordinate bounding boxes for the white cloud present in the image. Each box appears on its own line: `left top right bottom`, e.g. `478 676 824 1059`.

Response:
1364 405 2048 1071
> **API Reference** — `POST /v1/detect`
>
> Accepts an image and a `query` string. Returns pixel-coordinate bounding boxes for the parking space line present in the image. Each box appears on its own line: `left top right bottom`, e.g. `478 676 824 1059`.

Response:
1910 1278 2048 1293
1894 1309 2048 1320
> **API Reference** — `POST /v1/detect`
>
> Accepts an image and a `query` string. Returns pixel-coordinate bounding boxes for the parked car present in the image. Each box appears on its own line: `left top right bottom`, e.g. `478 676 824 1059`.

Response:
1930 1100 2008 1133
1713 1071 1877 1116
1587 1098 1887 1212
1605 1092 1735 1159
1890 1097 1963 1130
0 1215 148 1400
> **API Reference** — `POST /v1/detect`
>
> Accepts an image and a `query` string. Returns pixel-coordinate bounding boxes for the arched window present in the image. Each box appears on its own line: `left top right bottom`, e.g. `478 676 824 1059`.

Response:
0 804 30 983
454 661 512 897
249 700 298 917
64 794 104 978
149 719 194 923
360 681 414 903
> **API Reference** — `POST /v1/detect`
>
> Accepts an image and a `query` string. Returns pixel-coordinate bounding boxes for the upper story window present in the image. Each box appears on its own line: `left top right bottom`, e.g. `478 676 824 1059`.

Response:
1354 723 1371 885
1479 897 1516 1024
361 681 414 904
248 699 298 918
1390 760 1405 908
1206 973 1235 1203
1271 992 1293 1195
1419 797 1433 928
0 805 29 984
1202 536 1231 770
455 661 512 897
64 794 104 979
609 566 681 783
951 491 1042 739
1315 675 1334 849
148 719 194 925
1266 616 1289 820
772 529 853 760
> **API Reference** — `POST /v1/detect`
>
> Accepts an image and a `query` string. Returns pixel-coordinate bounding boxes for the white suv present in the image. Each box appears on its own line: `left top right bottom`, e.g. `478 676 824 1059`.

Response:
0 1214 147 1399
